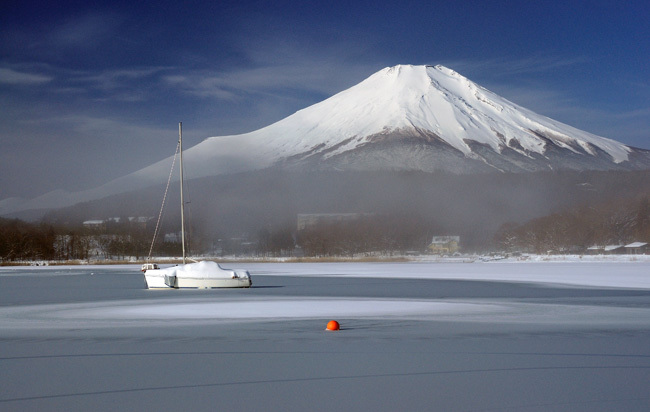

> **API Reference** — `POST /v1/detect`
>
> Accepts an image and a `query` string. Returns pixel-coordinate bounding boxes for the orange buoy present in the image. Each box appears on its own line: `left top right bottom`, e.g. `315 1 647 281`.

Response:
325 320 340 331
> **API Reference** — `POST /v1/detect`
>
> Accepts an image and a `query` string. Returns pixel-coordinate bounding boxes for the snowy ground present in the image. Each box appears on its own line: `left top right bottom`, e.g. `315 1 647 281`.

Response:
1 261 649 411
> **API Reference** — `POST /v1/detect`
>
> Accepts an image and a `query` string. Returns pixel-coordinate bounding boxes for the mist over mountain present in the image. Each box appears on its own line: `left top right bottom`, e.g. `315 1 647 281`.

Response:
40 169 650 251
3 65 650 229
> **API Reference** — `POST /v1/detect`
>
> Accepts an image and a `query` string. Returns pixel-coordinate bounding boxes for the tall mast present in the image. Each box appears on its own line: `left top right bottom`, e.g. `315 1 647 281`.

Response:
179 122 186 264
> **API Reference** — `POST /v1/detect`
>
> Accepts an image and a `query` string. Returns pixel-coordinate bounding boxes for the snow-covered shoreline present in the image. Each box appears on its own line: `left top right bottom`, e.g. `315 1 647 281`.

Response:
2 256 649 290
3 252 650 268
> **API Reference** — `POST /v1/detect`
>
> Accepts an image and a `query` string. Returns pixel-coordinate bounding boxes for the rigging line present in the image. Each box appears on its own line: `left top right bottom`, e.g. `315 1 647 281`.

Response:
182 159 193 256
185 184 193 256
147 141 180 261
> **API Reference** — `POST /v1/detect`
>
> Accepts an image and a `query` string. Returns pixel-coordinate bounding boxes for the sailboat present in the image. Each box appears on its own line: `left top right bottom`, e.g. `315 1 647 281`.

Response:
141 123 252 289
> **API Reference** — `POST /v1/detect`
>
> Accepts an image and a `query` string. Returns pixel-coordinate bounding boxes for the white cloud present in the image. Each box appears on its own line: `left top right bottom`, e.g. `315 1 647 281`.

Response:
162 59 379 103
23 114 169 141
73 67 170 102
440 55 590 78
490 85 650 145
163 74 239 100
47 12 122 49
0 67 52 85
161 27 382 102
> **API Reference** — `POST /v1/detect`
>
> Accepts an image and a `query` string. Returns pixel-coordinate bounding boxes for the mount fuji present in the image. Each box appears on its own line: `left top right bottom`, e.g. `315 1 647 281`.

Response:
143 64 650 178
2 64 650 216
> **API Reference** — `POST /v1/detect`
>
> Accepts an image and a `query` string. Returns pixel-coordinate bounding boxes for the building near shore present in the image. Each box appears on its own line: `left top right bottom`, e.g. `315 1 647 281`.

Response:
428 236 460 255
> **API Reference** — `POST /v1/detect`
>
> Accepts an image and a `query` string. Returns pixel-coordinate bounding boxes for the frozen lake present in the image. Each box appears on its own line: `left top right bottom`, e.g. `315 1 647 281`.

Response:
1 261 649 411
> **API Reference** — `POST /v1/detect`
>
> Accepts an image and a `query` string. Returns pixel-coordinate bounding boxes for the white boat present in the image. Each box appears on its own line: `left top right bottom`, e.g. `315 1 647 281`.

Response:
141 123 252 289
143 261 252 289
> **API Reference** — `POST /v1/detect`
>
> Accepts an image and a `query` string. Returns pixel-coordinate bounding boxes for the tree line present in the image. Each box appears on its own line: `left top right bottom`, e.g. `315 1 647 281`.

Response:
494 196 650 253
0 218 57 262
296 214 434 257
0 218 158 263
3 192 649 262
1 213 437 262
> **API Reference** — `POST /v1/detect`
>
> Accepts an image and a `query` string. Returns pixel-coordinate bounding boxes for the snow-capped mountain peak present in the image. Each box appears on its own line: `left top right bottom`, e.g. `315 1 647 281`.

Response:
177 63 637 178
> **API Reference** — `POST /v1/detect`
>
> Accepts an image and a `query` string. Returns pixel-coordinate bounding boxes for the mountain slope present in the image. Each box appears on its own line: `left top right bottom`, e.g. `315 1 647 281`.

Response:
2 64 650 216
174 64 645 177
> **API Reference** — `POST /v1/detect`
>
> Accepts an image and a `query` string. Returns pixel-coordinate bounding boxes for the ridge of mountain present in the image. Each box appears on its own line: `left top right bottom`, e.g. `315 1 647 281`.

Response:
175 64 643 177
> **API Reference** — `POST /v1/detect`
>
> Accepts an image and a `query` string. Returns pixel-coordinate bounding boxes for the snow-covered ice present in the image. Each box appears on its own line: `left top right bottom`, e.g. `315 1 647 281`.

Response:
240 260 650 289
1 261 649 411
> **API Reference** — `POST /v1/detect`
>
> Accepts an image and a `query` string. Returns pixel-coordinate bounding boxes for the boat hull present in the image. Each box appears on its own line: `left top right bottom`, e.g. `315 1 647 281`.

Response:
143 261 252 289
175 276 251 289
144 272 171 289
144 272 252 289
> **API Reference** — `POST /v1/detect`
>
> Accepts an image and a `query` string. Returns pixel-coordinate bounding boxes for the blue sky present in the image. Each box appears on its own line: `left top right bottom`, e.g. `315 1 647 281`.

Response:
1 0 648 199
